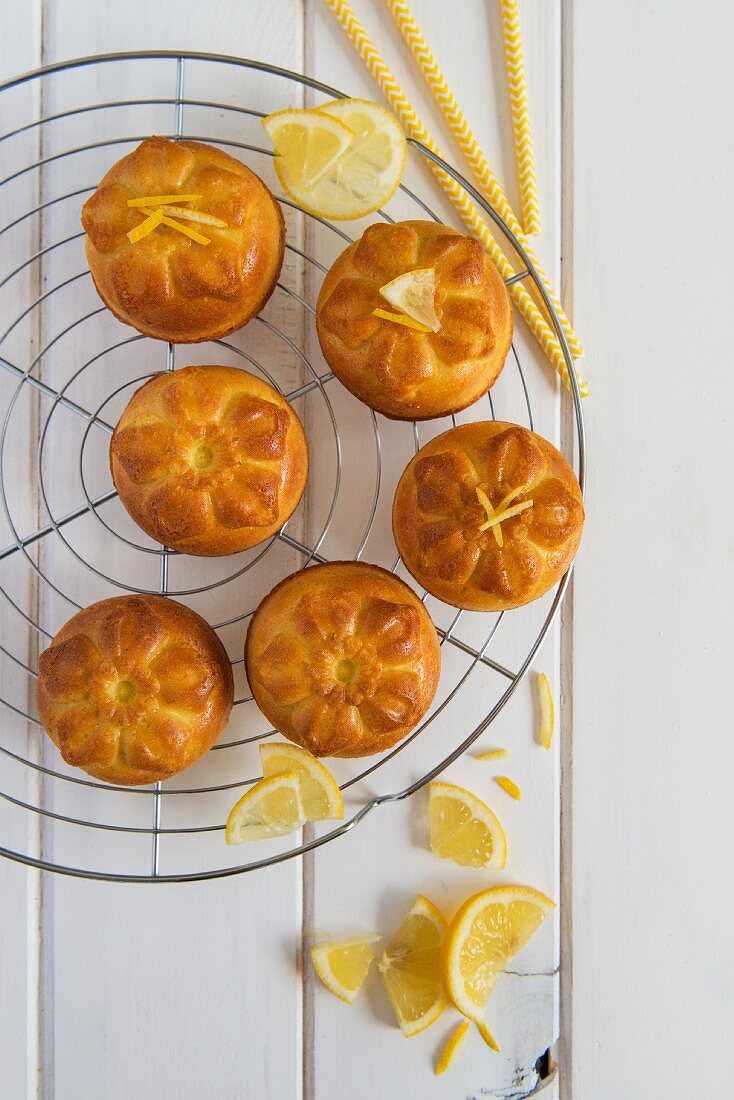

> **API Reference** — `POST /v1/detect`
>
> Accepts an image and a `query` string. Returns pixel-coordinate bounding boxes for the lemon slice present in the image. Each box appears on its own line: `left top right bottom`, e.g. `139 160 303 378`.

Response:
441 885 555 1024
434 1020 470 1075
310 934 379 1004
537 672 554 749
378 895 448 1037
429 781 507 869
225 771 305 844
379 267 440 332
263 99 406 220
260 742 344 821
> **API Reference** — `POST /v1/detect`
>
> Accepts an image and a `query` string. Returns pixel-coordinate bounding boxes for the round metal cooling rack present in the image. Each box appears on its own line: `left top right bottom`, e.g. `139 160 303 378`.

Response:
0 52 585 882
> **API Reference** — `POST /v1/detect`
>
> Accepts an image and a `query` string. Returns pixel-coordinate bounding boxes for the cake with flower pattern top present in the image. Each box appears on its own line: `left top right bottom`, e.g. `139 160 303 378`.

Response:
36 595 233 785
392 422 584 611
245 562 441 757
110 365 308 556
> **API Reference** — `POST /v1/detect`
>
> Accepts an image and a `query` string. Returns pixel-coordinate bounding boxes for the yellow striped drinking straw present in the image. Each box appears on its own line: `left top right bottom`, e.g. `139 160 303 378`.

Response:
500 0 541 235
323 0 588 396
385 0 582 361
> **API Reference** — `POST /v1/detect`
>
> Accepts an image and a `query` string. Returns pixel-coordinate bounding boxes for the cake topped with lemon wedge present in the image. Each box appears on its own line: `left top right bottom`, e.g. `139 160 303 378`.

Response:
316 220 513 420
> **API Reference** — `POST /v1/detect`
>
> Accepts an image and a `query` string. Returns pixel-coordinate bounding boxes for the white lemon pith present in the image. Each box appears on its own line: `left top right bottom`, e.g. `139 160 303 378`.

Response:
260 742 344 821
429 781 507 868
225 771 305 844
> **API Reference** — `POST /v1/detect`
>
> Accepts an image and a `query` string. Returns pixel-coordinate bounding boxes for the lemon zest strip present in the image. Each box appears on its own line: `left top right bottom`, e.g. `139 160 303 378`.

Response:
475 487 502 547
435 1020 470 1075
372 307 432 333
495 776 522 800
478 499 533 533
157 205 228 228
127 208 164 243
127 194 202 207
477 1021 501 1051
138 208 211 245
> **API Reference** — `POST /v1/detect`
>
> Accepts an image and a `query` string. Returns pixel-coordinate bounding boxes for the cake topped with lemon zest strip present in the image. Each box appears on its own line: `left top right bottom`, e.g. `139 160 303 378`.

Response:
81 136 285 343
393 420 585 611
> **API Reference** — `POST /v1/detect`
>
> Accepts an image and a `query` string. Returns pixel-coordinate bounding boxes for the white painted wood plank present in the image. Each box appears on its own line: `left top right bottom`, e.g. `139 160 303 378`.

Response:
0 7 44 1099
570 1 734 1097
1 3 308 1098
306 1 564 1095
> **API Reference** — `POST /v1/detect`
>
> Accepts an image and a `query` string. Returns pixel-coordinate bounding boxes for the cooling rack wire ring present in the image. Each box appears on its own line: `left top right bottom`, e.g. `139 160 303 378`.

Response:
0 52 585 882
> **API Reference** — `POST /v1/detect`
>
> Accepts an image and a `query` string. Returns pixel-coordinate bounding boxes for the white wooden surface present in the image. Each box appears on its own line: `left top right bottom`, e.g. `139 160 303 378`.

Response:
5 1 730 1098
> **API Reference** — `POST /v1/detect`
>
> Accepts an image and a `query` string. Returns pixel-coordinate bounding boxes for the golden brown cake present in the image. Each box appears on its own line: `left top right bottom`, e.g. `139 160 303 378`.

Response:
110 364 308 556
245 562 441 757
36 595 234 785
315 220 513 420
81 136 285 342
393 422 584 611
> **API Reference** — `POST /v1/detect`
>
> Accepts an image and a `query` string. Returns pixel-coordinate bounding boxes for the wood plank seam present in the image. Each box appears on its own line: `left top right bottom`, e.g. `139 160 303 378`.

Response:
559 0 575 1096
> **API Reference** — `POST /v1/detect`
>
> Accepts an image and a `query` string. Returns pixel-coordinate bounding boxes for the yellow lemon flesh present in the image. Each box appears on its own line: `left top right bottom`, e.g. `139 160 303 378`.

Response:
263 99 406 220
377 895 448 1037
310 934 380 1004
442 885 555 1024
429 781 507 869
260 742 344 821
263 107 354 191
379 266 440 331
224 771 305 844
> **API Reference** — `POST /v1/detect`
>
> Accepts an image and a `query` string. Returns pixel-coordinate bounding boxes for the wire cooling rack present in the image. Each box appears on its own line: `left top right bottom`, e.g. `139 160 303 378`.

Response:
0 52 585 882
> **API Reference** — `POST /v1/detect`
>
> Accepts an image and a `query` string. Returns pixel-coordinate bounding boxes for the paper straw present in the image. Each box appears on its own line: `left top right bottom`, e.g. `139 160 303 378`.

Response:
500 0 541 235
323 0 588 395
385 0 582 360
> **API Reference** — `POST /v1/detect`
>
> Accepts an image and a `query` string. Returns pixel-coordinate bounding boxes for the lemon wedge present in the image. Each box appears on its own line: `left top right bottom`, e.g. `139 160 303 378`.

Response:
441 885 555 1024
378 895 448 1037
263 99 406 220
537 672 555 749
434 1020 470 1075
379 267 440 332
310 934 379 1004
225 771 305 844
429 781 507 869
260 742 344 821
